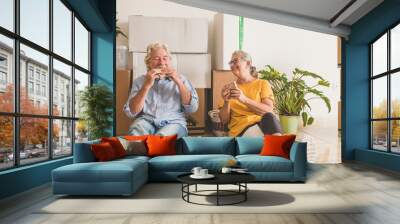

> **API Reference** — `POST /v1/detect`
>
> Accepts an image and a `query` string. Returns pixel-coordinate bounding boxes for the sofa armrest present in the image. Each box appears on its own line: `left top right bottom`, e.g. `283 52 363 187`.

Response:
73 140 100 163
289 141 307 181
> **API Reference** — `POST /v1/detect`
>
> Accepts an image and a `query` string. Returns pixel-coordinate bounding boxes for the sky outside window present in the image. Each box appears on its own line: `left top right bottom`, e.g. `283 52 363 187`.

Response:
20 0 49 49
53 0 72 60
372 34 387 76
0 0 14 31
391 24 400 70
75 18 89 70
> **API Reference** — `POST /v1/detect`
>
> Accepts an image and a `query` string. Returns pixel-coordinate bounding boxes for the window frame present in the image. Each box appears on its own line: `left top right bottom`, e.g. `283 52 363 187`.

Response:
0 0 92 171
370 21 400 154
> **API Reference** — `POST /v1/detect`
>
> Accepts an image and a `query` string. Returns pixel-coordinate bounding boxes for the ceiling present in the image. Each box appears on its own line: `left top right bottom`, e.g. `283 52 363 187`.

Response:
165 0 384 37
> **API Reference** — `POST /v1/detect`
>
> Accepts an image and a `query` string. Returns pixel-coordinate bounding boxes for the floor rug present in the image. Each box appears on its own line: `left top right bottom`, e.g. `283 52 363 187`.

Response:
37 183 362 214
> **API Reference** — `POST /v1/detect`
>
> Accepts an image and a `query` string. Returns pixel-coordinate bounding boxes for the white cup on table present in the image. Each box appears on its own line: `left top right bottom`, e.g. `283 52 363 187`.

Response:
191 167 202 176
199 169 208 176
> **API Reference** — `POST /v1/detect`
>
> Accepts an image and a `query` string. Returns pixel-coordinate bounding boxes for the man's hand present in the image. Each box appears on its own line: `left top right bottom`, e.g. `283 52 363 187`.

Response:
144 69 158 88
162 67 181 84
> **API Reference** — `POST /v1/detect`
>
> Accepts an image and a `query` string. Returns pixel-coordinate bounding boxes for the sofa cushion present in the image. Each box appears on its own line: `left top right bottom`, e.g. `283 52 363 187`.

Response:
52 158 147 183
235 137 263 155
118 138 147 156
91 142 118 161
260 135 296 159
148 154 235 172
180 137 235 155
73 140 100 163
101 137 127 158
236 155 293 172
147 135 177 157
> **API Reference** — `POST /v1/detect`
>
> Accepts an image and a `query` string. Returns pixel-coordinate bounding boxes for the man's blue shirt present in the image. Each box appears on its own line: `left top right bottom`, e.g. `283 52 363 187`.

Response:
124 74 199 128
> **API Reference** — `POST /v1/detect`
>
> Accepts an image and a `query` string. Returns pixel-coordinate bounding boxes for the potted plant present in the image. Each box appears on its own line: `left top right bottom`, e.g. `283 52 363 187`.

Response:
259 65 331 134
79 84 113 140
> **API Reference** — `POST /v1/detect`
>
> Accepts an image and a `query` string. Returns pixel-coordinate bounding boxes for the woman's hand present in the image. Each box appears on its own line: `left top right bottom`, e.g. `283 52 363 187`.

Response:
229 87 248 103
221 84 231 102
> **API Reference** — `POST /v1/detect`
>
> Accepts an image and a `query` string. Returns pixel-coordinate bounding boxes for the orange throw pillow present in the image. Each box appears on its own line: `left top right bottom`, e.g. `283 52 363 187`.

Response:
146 135 177 157
260 135 296 159
91 142 117 161
101 137 127 158
124 135 149 141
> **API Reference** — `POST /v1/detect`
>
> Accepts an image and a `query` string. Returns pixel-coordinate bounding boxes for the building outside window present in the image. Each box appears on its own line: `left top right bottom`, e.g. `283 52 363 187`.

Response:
42 85 46 97
0 54 7 87
28 81 34 94
28 66 34 80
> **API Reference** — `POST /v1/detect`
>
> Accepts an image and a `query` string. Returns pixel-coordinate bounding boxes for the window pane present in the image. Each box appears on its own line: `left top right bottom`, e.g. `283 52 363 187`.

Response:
0 116 13 170
20 0 49 49
372 77 387 119
53 119 72 158
0 34 14 112
372 121 388 151
53 0 72 60
372 33 387 76
53 59 72 117
75 18 89 70
391 72 400 118
391 120 400 153
0 0 13 31
20 44 49 115
391 24 400 70
75 120 88 143
74 69 89 118
20 117 49 165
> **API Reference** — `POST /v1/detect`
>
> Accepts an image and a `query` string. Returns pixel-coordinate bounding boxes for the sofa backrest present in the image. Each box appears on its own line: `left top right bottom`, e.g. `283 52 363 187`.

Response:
73 139 100 163
235 137 263 155
179 137 236 155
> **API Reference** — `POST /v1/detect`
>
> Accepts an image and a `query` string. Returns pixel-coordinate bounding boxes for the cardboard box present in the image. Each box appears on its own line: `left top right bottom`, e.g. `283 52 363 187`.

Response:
129 16 208 53
176 54 211 88
212 70 236 109
132 53 211 88
116 70 133 136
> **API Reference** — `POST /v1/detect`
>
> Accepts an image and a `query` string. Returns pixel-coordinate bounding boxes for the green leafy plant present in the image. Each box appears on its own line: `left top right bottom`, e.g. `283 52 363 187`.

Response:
259 65 331 127
116 18 127 39
79 84 113 140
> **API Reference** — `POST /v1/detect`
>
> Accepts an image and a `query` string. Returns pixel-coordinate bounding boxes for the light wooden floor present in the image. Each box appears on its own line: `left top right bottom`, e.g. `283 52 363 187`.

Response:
1 162 400 224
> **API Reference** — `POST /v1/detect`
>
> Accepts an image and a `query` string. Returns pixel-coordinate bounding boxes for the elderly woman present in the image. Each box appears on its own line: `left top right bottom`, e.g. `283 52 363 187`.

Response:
124 42 199 138
219 50 282 137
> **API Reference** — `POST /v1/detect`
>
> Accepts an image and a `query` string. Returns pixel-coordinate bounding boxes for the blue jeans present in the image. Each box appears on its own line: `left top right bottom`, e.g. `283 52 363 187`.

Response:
128 117 188 138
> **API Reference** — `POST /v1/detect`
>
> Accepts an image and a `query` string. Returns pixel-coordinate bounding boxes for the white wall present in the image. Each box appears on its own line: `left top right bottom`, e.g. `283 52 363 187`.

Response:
244 17 340 142
117 0 217 69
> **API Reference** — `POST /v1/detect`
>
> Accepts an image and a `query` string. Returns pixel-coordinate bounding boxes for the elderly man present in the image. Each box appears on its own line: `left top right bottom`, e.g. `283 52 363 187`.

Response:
124 42 199 138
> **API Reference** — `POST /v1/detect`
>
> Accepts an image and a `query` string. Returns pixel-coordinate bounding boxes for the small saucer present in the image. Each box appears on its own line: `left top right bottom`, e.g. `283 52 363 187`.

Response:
190 174 215 179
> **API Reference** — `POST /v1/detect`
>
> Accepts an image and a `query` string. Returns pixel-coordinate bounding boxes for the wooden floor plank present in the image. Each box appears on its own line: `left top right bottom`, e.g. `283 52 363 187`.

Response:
1 162 400 224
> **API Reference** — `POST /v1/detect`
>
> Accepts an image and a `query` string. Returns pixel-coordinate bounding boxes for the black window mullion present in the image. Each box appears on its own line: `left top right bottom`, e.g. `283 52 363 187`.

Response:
71 10 76 153
48 0 54 160
387 30 391 152
370 45 373 149
13 0 20 167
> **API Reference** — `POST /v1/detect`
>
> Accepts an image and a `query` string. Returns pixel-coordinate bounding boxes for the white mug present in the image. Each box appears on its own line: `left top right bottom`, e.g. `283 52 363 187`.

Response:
200 169 208 176
221 167 232 174
191 167 202 176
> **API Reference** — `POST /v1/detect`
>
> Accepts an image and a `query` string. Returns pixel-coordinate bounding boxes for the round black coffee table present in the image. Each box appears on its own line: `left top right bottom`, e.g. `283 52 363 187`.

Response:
177 173 255 206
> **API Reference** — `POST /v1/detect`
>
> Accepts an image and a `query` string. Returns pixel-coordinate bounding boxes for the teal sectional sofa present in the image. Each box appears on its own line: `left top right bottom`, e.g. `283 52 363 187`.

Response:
52 137 307 196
